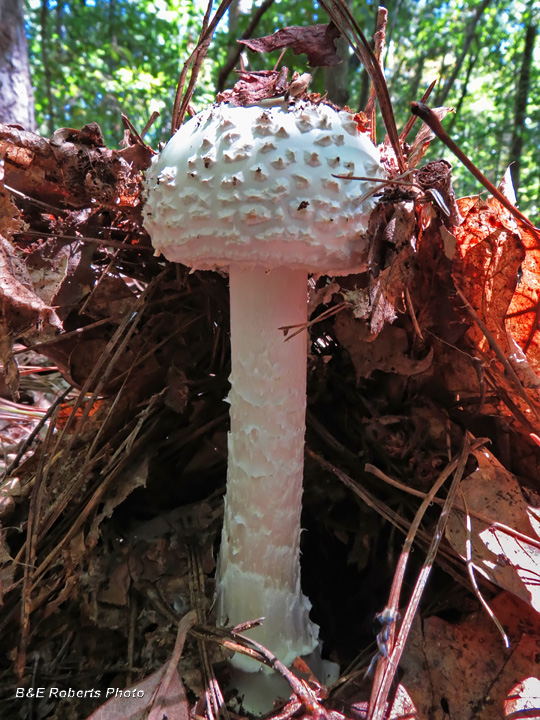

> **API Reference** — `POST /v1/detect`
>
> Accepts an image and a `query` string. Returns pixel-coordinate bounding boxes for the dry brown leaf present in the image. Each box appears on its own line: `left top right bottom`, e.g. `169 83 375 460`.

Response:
217 69 289 105
0 234 62 396
85 666 190 720
239 23 342 67
0 235 61 338
446 447 540 614
97 562 131 606
87 458 149 549
401 593 540 719
0 122 145 209
337 200 417 338
0 178 24 241
334 316 433 379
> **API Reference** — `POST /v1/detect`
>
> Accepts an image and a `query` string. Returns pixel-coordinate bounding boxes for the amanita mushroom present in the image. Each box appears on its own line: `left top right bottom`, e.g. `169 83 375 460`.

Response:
143 99 384 708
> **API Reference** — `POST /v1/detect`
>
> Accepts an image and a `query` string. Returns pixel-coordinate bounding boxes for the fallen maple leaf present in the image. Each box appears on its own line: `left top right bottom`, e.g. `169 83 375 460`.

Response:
239 23 342 67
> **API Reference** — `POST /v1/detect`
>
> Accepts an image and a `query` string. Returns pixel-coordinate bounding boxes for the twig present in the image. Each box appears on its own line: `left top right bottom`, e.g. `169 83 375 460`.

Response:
399 78 438 143
318 0 406 173
229 630 330 717
365 461 540 552
3 385 72 478
16 403 61 679
410 102 540 237
368 434 473 720
186 541 229 720
459 488 509 647
364 6 388 145
15 230 153 252
454 286 539 419
367 438 484 714
404 286 424 340
364 7 388 145
171 0 235 133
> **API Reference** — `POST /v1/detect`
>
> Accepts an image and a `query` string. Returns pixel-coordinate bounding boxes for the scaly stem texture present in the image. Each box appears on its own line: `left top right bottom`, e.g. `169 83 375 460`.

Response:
216 265 318 671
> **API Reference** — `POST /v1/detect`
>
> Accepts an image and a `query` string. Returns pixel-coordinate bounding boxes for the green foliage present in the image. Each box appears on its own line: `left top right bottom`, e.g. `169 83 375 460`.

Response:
25 0 539 216
383 0 539 215
26 0 209 144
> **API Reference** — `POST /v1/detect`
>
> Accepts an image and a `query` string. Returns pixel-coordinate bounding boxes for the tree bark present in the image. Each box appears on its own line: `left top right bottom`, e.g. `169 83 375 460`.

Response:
324 34 350 106
0 0 35 129
509 15 537 194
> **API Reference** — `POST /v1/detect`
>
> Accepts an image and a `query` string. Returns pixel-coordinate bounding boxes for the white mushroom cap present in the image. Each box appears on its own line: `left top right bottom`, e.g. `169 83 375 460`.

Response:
144 101 384 273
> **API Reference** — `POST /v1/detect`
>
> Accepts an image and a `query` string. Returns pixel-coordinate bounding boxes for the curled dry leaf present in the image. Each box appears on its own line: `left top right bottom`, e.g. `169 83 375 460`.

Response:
446 447 540 614
217 69 289 106
0 122 147 209
416 159 462 227
239 23 342 67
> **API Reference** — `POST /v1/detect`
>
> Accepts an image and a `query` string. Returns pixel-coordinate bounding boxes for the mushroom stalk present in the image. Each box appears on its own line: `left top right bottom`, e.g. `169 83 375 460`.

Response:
216 265 318 670
143 97 385 711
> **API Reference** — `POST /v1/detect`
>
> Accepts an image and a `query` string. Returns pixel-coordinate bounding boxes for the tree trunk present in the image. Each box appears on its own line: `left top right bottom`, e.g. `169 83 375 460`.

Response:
0 0 35 129
448 49 478 128
324 34 350 106
436 0 492 106
509 15 537 194
217 0 275 92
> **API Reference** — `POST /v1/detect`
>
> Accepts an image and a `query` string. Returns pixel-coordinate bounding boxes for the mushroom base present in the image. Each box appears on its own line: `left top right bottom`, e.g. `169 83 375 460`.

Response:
227 645 339 716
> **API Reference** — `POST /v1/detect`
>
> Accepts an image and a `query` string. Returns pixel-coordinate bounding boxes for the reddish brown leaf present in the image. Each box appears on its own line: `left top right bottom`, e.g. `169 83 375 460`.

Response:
505 219 540 373
239 23 342 67
401 594 540 720
452 195 525 352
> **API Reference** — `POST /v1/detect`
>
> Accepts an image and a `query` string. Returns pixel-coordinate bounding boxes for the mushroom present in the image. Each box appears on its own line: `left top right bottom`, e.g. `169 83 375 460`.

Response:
143 99 384 710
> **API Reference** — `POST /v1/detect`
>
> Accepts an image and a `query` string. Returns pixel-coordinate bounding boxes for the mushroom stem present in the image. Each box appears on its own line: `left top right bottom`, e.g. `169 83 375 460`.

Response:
216 264 319 672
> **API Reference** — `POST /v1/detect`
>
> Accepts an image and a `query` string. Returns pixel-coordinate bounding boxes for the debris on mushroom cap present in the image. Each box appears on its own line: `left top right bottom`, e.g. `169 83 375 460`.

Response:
143 100 385 274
